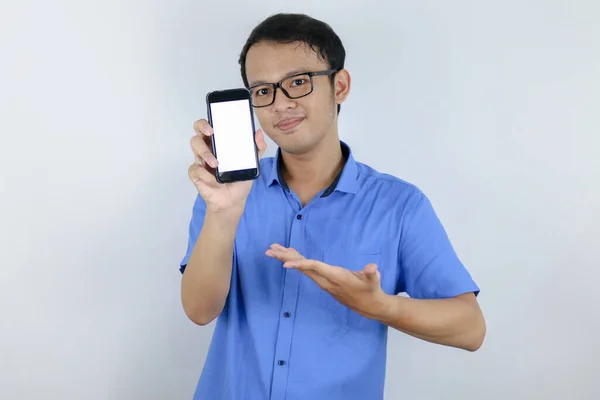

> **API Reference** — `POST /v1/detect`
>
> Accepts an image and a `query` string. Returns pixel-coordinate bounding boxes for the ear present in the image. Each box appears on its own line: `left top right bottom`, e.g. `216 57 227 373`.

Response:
334 69 351 106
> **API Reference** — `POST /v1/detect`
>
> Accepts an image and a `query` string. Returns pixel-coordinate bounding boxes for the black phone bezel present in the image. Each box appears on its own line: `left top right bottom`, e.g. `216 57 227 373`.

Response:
206 88 260 184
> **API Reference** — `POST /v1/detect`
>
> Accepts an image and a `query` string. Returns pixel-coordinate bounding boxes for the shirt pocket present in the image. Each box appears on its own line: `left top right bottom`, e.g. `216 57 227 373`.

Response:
318 249 382 331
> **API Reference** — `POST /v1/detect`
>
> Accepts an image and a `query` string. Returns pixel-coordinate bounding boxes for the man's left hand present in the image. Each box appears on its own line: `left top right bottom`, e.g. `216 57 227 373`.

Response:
265 244 388 319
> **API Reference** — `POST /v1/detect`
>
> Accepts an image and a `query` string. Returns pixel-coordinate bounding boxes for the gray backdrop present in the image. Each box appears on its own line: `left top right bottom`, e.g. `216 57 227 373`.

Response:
1 0 598 399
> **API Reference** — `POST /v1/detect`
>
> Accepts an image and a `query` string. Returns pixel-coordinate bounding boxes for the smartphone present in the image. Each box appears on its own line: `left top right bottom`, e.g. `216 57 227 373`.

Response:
206 88 260 183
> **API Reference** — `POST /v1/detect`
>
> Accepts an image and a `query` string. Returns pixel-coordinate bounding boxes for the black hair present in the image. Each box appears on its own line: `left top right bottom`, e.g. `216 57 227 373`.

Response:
238 13 346 114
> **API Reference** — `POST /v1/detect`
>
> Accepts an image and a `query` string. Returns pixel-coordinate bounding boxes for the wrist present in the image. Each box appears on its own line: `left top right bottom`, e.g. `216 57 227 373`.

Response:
206 205 244 225
361 292 395 322
377 293 395 321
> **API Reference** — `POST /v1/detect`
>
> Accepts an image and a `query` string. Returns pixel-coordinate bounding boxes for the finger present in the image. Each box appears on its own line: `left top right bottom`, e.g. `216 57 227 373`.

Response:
284 259 327 272
190 135 218 169
188 162 217 187
265 246 304 262
191 175 213 194
269 244 301 255
192 119 218 168
193 119 214 137
255 128 268 158
363 263 379 280
265 251 293 263
292 261 354 288
265 249 278 259
268 253 304 263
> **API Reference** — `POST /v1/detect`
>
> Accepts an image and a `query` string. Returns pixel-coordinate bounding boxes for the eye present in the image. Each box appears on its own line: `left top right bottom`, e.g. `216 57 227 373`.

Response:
290 78 307 87
254 87 272 97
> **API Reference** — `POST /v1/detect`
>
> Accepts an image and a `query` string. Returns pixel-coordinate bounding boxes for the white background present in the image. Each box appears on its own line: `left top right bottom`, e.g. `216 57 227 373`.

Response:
1 1 599 399
210 99 257 172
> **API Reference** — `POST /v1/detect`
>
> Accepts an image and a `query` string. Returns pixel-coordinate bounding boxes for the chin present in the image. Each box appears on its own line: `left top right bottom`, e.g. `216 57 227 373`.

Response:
280 136 322 156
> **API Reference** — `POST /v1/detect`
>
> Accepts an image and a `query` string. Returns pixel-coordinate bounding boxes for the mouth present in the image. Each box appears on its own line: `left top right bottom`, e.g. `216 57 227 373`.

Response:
275 117 305 132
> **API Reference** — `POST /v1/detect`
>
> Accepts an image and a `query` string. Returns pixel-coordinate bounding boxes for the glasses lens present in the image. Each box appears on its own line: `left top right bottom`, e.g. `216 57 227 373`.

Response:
282 74 312 99
250 74 313 107
250 85 274 107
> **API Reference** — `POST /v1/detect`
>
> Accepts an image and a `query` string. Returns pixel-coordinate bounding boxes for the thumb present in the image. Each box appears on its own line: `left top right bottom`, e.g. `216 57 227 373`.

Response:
255 128 268 158
364 263 380 281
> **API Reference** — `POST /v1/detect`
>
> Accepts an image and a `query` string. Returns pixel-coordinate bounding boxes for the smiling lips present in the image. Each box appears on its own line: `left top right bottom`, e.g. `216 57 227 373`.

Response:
275 117 304 132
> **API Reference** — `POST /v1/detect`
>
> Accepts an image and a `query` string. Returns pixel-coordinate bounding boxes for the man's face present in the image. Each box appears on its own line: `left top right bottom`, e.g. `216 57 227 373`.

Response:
245 41 346 155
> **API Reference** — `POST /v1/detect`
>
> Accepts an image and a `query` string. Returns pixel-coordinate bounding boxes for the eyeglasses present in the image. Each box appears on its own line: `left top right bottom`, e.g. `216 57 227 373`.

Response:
248 69 339 108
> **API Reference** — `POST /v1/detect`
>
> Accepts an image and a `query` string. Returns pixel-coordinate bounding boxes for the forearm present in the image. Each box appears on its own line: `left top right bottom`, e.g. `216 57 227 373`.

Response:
181 208 242 325
373 293 485 351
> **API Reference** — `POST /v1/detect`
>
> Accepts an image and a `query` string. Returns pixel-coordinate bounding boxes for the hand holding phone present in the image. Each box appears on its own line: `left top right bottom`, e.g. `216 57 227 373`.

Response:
207 88 261 184
188 117 267 214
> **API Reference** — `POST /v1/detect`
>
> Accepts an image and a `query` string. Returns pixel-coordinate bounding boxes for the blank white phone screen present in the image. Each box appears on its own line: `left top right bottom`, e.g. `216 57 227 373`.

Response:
210 99 257 173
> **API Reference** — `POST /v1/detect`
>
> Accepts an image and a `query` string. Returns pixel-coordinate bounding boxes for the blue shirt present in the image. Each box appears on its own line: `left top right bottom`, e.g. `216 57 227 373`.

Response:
180 141 479 400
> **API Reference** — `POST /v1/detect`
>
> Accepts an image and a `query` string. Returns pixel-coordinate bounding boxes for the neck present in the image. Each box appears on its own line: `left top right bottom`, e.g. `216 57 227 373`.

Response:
281 134 344 192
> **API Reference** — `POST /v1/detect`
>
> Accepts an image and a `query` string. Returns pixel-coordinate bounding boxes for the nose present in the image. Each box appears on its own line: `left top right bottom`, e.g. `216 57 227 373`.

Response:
272 87 297 112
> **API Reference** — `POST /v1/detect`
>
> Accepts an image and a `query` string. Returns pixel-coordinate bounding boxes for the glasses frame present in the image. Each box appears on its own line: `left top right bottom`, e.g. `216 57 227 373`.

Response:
248 69 339 108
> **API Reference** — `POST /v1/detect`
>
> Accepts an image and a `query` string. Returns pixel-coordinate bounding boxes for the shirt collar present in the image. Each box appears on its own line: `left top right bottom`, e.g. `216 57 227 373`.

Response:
268 141 359 196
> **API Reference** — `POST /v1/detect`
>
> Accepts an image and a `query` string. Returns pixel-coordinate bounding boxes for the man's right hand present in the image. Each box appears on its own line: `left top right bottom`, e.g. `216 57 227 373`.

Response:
188 119 267 214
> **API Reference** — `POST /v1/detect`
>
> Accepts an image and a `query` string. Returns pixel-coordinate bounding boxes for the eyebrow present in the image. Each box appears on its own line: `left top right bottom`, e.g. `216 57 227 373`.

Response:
248 68 313 88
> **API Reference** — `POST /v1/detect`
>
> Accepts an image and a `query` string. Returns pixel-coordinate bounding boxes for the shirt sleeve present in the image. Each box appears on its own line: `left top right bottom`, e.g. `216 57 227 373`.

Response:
179 194 207 274
398 190 480 299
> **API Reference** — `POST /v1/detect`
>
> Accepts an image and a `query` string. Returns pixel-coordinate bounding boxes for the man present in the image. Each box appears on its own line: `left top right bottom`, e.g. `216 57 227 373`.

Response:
181 13 485 400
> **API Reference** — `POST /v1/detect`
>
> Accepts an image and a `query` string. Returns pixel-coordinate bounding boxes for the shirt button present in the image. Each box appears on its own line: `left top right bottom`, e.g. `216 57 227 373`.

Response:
296 214 303 220
277 360 286 366
284 312 291 318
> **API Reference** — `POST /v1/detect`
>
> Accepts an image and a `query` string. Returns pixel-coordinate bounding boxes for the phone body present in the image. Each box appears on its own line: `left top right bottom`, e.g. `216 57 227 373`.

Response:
206 88 260 184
